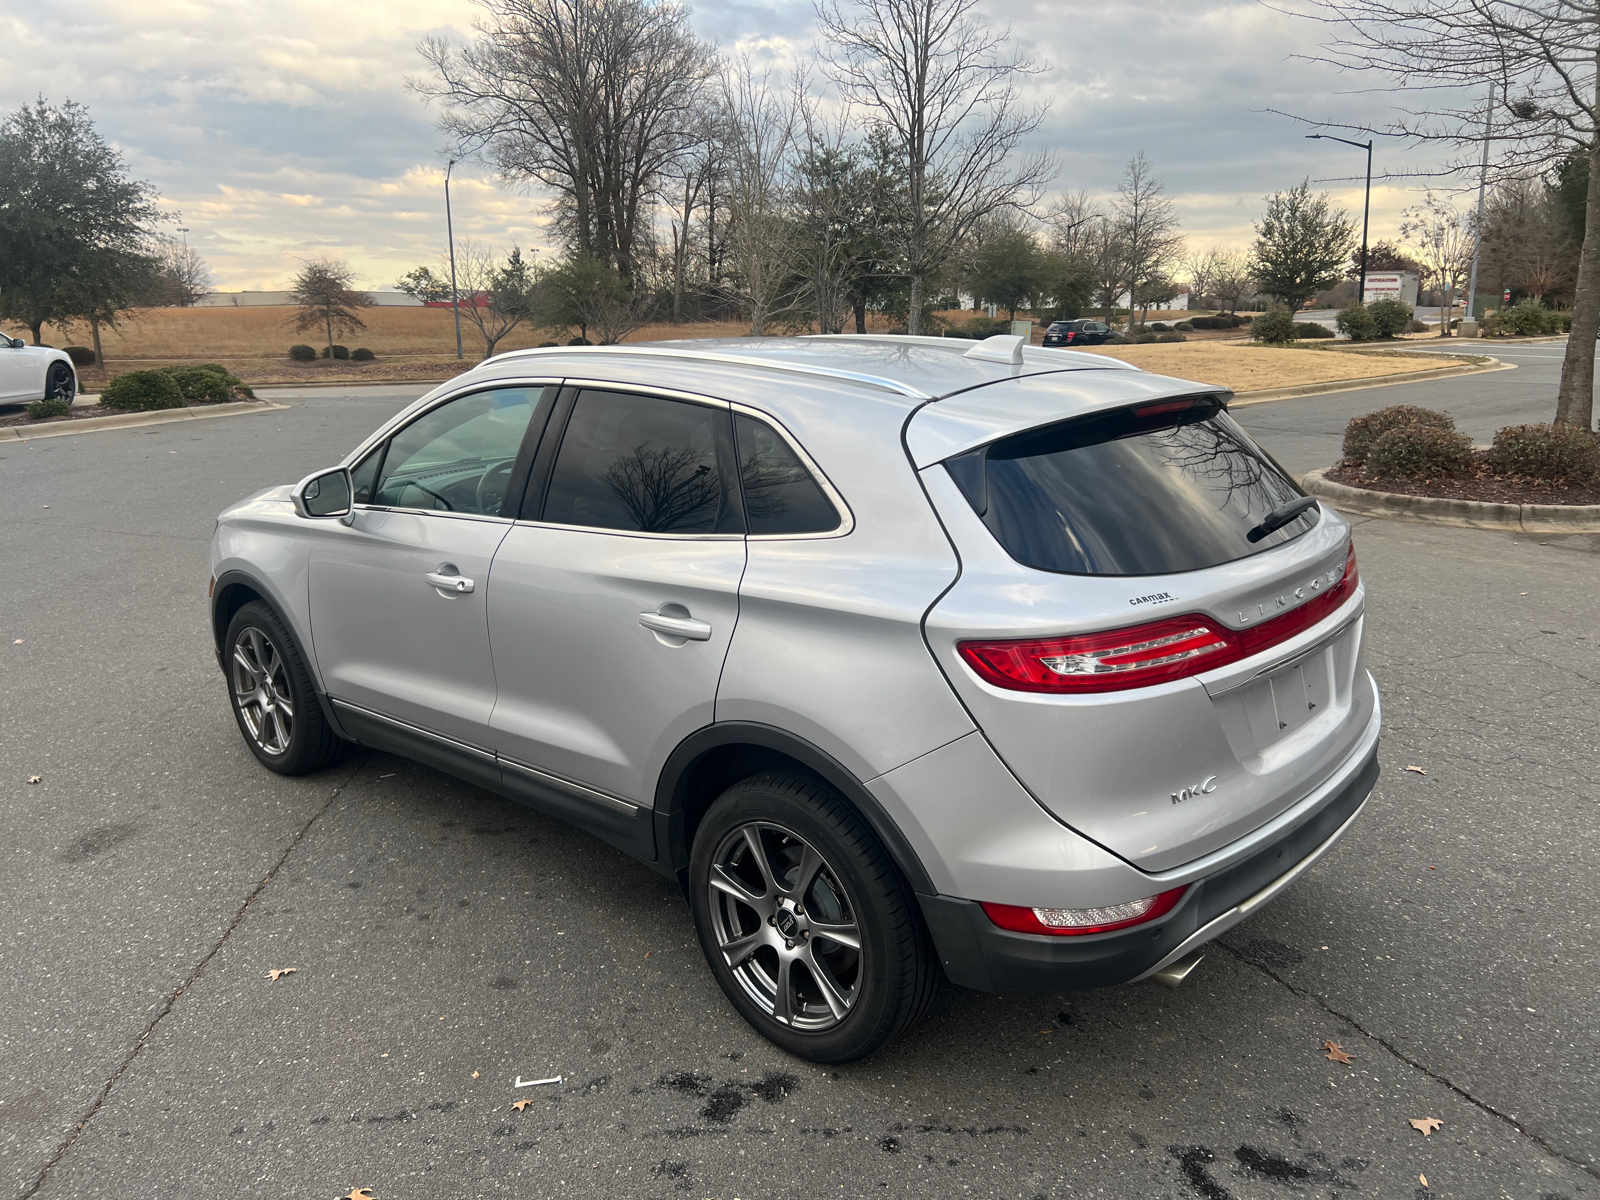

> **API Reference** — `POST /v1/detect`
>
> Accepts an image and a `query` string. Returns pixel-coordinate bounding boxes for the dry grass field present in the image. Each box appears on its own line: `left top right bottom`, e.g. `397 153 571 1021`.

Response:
31 305 1464 395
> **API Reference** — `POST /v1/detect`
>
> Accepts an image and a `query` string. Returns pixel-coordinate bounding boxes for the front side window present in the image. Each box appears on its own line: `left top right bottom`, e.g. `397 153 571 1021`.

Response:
371 387 541 516
733 414 840 535
945 396 1315 576
540 390 740 534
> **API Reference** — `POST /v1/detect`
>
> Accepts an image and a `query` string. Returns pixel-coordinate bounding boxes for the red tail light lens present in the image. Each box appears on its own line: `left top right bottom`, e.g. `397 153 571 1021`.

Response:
981 886 1188 937
958 542 1359 694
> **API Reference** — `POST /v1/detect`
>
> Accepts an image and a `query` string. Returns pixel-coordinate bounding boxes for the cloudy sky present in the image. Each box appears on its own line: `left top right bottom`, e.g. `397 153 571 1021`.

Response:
0 0 1476 291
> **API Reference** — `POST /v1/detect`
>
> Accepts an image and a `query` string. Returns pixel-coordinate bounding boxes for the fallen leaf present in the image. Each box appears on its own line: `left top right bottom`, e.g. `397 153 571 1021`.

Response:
511 1099 532 1112
643 951 650 959
1404 765 1427 775
1321 1041 1354 1064
265 967 297 981
471 1070 480 1079
1420 1174 1428 1188
27 775 42 785
1409 1117 1442 1136
12 639 22 644
1519 592 1528 596
343 1190 375 1200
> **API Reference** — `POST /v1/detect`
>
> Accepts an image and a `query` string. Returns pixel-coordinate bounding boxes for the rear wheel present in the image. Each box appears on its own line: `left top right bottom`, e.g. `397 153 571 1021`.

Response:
689 772 941 1063
224 601 343 775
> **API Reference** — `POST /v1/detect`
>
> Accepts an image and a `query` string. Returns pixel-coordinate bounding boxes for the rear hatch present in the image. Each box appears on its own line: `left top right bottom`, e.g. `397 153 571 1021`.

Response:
911 376 1376 873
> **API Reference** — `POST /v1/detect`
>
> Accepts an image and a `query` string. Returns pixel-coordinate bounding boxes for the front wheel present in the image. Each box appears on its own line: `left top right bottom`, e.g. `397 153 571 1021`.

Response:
689 772 941 1063
224 601 344 775
47 362 76 404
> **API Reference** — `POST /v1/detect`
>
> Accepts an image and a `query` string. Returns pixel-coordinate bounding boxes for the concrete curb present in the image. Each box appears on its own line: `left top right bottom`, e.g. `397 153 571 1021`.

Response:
1302 468 1600 535
1231 357 1510 407
0 400 287 442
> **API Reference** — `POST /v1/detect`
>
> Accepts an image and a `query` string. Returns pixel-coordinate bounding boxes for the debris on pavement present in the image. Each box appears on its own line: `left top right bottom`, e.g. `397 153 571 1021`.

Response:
27 775 41 784
471 1070 480 1078
1404 765 1427 775
511 1099 533 1112
342 1190 375 1200
1321 1041 1354 1064
514 1075 562 1088
265 967 298 981
1409 1117 1442 1136
1421 1175 1429 1188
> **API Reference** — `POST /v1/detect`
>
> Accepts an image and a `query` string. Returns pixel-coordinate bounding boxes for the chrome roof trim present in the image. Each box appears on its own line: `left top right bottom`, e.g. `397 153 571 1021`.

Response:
489 344 934 399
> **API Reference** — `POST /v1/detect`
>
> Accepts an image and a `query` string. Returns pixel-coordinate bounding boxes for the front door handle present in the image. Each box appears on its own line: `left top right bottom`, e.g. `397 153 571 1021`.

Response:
638 611 712 641
424 564 475 594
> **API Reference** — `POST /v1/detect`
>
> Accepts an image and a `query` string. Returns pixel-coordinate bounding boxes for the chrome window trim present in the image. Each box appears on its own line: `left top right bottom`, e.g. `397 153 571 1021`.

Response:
728 401 854 541
348 506 516 526
500 754 641 815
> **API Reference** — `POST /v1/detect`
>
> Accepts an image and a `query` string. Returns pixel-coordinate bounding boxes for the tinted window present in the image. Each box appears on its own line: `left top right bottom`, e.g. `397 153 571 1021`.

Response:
733 414 840 535
373 387 539 516
542 390 740 534
945 397 1315 577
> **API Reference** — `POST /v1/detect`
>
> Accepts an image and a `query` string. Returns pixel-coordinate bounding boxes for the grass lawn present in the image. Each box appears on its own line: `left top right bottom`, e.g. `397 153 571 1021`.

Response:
1074 341 1471 394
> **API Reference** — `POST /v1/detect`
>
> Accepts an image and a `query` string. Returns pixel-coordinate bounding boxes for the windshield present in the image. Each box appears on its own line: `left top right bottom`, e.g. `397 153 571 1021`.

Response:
943 396 1316 577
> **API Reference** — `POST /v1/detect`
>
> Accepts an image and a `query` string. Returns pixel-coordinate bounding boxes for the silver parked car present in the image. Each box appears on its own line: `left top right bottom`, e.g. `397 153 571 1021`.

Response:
210 335 1379 1062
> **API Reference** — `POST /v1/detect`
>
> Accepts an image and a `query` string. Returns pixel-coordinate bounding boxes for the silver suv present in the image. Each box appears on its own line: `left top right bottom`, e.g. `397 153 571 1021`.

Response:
210 336 1379 1062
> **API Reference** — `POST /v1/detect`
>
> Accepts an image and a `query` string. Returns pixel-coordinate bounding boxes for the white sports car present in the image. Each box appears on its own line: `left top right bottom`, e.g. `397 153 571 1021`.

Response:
0 334 78 405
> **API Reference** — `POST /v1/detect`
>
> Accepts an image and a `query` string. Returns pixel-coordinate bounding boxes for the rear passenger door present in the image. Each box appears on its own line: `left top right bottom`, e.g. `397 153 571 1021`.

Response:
485 387 746 835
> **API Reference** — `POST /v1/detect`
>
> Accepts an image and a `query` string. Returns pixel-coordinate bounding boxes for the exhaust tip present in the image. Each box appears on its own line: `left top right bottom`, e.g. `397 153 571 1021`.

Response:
1151 951 1205 990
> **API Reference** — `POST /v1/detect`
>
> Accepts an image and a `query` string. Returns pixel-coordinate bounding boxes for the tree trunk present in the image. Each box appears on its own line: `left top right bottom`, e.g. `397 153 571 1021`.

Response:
29 319 43 345
854 296 867 334
1439 286 1454 338
907 273 924 336
1555 73 1600 429
324 311 334 355
91 317 104 367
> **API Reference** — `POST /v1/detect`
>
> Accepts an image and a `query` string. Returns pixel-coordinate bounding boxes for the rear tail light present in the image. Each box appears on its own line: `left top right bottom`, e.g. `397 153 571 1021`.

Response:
959 541 1358 694
981 886 1188 936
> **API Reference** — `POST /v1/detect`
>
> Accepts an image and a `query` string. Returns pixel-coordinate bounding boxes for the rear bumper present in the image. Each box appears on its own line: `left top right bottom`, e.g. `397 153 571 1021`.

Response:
919 743 1379 992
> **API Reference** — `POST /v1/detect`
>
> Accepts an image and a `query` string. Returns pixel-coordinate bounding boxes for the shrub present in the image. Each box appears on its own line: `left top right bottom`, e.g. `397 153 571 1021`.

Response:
1366 425 1474 478
99 369 185 412
1149 322 1170 332
161 365 231 404
1406 319 1429 333
1368 298 1413 338
1501 297 1558 337
1251 306 1297 345
1294 322 1335 339
1557 312 1573 333
1188 316 1214 330
1479 312 1506 337
1237 314 1252 325
62 346 96 366
26 398 72 420
351 347 375 361
1343 405 1458 466
568 336 592 346
1485 423 1600 483
320 344 350 360
1129 322 1150 335
538 341 560 348
1155 331 1187 343
1336 303 1377 342
1175 321 1194 331
289 344 317 361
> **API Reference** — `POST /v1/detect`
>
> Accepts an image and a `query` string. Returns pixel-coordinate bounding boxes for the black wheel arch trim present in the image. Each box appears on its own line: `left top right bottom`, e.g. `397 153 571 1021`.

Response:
653 721 937 896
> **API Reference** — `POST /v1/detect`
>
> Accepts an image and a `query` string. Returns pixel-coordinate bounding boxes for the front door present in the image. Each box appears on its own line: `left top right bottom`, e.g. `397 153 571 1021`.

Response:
487 387 746 809
309 385 547 752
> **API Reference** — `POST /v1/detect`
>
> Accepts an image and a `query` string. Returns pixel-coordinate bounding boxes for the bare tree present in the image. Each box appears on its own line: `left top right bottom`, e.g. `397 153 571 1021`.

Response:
287 259 372 355
720 60 800 335
663 120 724 323
1276 0 1600 426
1208 248 1256 313
1478 177 1575 303
1043 189 1103 257
815 0 1054 334
1114 153 1183 329
1400 193 1474 335
790 74 866 335
398 241 545 358
1081 214 1130 321
147 236 212 306
414 0 716 286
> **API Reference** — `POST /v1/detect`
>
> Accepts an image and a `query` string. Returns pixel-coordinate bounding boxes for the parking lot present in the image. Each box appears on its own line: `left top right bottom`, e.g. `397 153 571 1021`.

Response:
3 357 1597 1199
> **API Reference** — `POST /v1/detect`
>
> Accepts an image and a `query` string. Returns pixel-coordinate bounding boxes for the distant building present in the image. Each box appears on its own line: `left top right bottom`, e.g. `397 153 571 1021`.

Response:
1361 272 1419 306
1113 291 1188 310
195 290 424 308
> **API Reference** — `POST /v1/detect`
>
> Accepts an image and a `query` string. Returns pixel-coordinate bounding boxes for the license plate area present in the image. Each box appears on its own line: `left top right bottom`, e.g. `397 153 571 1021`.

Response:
1238 652 1333 747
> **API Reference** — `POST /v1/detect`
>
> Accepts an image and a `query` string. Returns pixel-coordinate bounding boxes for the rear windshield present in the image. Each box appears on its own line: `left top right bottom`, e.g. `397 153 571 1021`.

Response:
943 396 1316 576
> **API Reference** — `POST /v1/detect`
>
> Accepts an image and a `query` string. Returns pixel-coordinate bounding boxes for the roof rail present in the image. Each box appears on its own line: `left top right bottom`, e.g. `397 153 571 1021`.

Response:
490 344 932 399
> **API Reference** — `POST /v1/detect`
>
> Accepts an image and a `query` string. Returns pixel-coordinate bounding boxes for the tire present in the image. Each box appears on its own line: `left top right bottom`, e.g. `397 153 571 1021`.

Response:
223 601 344 775
47 362 76 404
688 772 942 1063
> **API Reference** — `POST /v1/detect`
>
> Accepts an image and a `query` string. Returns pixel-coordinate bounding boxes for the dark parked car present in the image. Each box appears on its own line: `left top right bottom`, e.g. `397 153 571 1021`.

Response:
1043 319 1116 347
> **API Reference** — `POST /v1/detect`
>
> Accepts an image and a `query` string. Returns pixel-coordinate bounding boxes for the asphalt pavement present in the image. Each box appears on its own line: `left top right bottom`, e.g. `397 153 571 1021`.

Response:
2 354 1596 1200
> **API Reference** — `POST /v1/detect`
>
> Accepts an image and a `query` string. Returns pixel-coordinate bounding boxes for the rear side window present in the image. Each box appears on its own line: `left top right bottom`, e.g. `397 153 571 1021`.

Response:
944 397 1315 576
733 414 840 535
541 389 741 534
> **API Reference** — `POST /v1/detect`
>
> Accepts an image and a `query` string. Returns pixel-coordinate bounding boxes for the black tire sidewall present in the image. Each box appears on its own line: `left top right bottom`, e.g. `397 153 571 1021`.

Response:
223 601 327 775
689 774 924 1063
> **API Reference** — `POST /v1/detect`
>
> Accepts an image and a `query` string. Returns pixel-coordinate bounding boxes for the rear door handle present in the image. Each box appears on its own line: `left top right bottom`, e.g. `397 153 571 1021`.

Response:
638 611 712 641
424 564 474 594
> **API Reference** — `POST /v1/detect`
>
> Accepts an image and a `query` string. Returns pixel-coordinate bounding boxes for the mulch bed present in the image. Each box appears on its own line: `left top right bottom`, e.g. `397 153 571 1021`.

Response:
1328 455 1600 506
0 398 267 429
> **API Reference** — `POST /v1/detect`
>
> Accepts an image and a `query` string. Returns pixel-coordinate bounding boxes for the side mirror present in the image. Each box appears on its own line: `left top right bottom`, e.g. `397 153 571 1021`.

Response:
292 467 353 519
6 338 22 349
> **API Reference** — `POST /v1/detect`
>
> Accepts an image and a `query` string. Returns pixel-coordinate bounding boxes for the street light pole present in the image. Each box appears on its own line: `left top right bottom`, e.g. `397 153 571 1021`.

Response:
445 159 463 361
1306 134 1373 304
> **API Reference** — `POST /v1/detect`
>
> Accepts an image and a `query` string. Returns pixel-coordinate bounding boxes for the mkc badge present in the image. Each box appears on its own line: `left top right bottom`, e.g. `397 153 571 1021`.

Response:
1170 776 1218 805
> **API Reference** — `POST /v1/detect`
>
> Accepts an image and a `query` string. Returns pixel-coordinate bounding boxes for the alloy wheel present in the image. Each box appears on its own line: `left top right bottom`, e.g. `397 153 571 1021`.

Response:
52 365 76 404
705 821 864 1031
231 626 294 756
